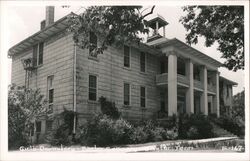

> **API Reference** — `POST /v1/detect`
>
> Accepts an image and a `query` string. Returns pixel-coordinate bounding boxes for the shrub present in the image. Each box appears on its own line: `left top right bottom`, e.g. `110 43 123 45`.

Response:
49 109 76 145
130 126 148 144
79 114 132 146
187 126 199 139
178 114 213 139
165 128 178 140
214 116 244 137
99 97 120 119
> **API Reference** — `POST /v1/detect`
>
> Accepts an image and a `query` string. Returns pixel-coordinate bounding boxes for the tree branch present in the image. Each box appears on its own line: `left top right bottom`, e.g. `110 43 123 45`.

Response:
141 6 155 19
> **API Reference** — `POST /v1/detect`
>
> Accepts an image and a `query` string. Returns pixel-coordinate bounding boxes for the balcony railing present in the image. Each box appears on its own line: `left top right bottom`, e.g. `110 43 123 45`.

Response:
156 73 216 93
194 80 204 90
208 84 216 93
177 74 189 86
156 73 168 85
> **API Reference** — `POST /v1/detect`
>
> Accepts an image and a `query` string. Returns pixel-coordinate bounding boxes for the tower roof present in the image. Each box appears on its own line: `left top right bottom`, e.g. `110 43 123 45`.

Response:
147 14 169 29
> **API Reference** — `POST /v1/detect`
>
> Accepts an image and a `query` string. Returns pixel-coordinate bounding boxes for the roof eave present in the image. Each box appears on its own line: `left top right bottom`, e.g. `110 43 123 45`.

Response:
8 12 77 57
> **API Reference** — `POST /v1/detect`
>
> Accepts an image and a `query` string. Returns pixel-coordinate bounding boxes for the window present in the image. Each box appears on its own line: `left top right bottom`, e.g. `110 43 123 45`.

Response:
32 42 44 66
124 45 130 67
140 52 146 72
89 32 97 57
46 120 53 131
177 58 186 75
124 83 130 105
140 86 146 107
193 65 201 81
89 75 97 101
47 75 54 113
38 42 44 65
36 121 41 133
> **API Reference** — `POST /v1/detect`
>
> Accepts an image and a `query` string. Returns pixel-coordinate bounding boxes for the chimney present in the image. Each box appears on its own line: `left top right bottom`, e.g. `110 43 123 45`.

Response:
40 20 46 30
45 6 54 27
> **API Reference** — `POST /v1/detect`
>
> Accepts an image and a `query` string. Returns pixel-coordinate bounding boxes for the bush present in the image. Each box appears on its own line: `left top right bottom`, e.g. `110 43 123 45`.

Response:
165 129 178 140
214 116 244 137
99 97 120 119
79 114 132 146
49 109 76 145
130 126 148 144
187 126 199 139
178 114 213 139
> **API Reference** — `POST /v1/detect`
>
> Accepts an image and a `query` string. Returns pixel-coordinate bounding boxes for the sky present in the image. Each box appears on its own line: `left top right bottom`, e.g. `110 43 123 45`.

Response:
0 3 246 95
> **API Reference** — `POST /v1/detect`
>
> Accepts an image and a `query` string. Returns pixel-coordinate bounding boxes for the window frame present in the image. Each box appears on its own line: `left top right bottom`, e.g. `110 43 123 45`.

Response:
33 42 44 66
123 45 130 68
140 52 146 73
140 86 146 108
88 74 98 101
47 75 54 113
123 82 130 106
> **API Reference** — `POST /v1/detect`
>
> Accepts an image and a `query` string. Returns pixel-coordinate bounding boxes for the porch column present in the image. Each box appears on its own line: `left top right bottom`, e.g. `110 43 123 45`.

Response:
214 71 220 117
186 59 194 114
168 53 177 116
201 66 208 115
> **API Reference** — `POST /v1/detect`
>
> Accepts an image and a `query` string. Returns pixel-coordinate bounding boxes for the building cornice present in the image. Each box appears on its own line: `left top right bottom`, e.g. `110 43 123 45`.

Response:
8 12 77 57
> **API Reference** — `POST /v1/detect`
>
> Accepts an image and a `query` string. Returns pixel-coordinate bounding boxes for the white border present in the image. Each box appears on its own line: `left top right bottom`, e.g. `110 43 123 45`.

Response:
1 0 249 161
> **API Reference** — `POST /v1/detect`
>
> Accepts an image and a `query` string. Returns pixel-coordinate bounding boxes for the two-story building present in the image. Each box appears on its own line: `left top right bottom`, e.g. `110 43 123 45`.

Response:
8 7 237 142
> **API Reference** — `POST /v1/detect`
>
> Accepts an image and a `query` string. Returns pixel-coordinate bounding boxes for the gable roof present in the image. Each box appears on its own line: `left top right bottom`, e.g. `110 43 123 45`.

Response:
8 12 77 57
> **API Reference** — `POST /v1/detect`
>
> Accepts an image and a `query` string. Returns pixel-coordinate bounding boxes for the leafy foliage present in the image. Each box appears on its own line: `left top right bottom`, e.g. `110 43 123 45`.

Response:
8 84 47 149
178 114 214 139
180 6 244 71
99 96 120 119
49 109 77 145
68 6 154 56
79 114 133 146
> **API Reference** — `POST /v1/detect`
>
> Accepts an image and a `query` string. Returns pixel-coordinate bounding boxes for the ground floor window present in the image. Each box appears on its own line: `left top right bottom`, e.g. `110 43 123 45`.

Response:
89 75 97 101
140 86 146 108
124 83 130 105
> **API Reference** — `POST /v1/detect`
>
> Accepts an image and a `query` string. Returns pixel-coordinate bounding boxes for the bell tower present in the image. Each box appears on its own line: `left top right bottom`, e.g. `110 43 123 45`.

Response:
147 14 169 42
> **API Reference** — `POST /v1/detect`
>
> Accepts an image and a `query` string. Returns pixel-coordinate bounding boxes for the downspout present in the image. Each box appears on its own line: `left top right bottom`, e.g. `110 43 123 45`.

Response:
73 44 77 134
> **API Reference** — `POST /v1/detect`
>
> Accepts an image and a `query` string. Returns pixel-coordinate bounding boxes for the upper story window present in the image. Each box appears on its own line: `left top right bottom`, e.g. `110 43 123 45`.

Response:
140 52 146 72
140 86 146 108
124 83 130 105
124 45 130 68
177 58 186 76
47 75 54 113
193 65 201 81
33 42 44 66
89 32 97 57
89 75 97 101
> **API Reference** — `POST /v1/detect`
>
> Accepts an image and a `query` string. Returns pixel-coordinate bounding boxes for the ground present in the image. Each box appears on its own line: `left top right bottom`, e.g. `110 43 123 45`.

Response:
12 137 244 153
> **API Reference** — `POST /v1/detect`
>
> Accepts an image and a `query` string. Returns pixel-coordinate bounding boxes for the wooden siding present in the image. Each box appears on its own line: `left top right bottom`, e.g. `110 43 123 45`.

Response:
11 31 75 114
76 43 163 120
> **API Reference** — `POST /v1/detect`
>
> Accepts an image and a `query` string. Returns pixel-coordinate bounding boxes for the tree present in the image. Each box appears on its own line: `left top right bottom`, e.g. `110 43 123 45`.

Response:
232 90 245 120
67 6 155 57
180 6 244 71
8 84 48 149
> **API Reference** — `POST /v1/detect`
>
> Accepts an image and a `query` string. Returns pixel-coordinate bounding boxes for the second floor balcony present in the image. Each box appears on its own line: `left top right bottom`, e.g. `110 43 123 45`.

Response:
156 73 216 94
